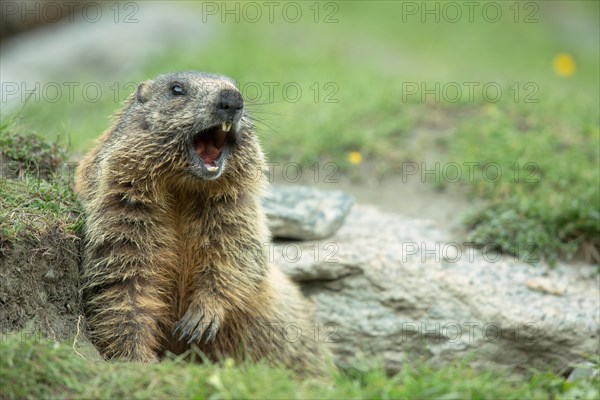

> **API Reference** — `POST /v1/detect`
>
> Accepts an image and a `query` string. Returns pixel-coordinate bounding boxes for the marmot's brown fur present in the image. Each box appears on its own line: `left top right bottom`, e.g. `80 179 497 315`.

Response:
75 71 331 373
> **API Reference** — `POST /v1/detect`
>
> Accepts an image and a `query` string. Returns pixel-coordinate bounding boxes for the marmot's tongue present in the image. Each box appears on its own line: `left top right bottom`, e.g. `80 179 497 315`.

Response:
195 129 228 166
196 139 221 165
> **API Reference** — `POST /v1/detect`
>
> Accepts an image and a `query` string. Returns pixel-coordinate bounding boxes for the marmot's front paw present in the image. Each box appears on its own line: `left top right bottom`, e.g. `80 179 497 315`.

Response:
173 303 223 344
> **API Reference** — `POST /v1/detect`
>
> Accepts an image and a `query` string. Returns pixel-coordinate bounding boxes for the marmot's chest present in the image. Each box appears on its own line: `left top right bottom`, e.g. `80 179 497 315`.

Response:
171 212 229 270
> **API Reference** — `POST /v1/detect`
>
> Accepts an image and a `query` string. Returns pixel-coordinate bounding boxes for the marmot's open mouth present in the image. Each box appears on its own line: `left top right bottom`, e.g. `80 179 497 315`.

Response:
192 122 235 175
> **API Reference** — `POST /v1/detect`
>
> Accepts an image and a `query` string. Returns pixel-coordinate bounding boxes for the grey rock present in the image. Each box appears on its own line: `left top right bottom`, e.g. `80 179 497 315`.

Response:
568 362 598 382
273 205 600 373
263 185 354 240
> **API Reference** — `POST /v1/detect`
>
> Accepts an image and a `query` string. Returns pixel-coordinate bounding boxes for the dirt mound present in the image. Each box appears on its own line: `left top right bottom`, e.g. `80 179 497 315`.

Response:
0 217 82 341
0 176 84 343
1 126 85 343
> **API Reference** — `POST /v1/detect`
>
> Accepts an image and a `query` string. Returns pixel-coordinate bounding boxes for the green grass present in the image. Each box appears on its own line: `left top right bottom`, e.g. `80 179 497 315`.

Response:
1 333 598 400
0 119 82 246
0 176 83 244
0 114 66 178
446 101 599 264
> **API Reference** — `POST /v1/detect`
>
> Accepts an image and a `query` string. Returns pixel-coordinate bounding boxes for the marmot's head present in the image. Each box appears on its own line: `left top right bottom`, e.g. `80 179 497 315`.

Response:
129 71 252 181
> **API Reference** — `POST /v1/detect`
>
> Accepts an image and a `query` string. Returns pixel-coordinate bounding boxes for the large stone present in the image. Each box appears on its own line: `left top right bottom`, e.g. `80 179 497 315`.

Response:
273 205 600 373
263 185 354 240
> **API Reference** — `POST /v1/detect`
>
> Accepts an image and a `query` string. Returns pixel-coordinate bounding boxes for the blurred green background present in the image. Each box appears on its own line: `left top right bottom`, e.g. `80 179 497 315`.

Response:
1 0 599 264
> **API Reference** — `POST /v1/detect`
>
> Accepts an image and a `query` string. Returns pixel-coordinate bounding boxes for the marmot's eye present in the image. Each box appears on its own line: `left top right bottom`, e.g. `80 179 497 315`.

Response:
171 84 185 96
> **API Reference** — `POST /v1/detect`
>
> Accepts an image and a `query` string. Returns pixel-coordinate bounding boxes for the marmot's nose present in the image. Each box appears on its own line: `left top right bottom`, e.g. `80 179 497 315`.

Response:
217 90 244 121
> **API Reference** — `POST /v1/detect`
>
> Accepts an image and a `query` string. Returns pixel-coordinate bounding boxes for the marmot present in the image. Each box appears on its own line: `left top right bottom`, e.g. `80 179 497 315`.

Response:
75 71 332 373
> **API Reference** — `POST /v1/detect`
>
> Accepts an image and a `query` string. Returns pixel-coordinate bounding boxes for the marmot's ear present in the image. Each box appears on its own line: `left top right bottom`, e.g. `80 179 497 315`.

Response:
136 81 152 104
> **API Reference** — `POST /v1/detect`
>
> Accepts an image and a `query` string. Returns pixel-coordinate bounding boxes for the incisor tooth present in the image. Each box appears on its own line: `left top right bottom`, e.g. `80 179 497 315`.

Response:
222 122 232 132
206 165 219 172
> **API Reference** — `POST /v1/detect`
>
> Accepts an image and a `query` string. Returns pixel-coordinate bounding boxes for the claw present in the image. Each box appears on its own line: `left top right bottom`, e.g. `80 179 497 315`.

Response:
173 313 190 336
186 321 199 341
204 321 218 343
174 306 219 345
187 328 203 345
174 309 205 342
173 321 183 336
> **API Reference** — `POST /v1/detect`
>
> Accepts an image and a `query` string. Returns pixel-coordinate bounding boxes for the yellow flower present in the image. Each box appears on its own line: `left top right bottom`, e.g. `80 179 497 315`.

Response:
348 151 362 165
553 53 575 77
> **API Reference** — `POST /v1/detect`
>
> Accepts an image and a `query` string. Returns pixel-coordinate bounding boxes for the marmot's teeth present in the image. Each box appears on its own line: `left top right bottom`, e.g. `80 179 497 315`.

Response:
222 122 232 132
206 164 219 172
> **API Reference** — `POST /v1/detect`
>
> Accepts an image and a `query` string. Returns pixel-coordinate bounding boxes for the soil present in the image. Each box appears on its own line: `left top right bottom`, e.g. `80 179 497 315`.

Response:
0 218 83 342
